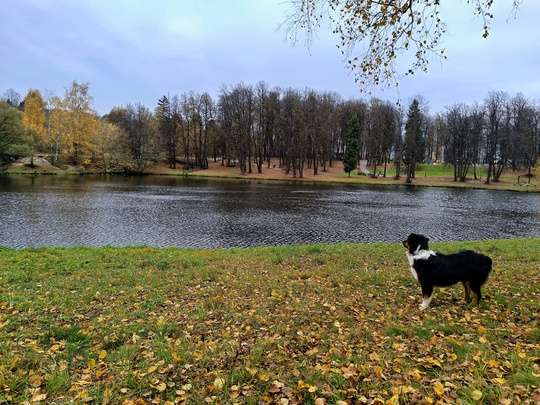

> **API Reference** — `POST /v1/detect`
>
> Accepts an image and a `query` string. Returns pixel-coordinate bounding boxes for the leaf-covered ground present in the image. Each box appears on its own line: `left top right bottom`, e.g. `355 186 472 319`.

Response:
0 240 539 404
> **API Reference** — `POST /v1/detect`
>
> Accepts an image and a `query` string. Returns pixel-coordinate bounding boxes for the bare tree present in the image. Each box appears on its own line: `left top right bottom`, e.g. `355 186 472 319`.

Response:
281 1 522 91
254 81 271 173
279 88 307 178
218 84 254 175
315 91 340 173
198 92 215 169
507 93 537 177
124 103 155 174
1 89 22 108
367 99 398 177
445 103 474 181
483 91 509 183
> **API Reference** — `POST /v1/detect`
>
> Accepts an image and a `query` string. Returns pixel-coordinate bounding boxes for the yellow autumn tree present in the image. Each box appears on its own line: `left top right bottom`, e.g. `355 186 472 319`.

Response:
22 89 47 165
45 95 70 166
62 80 99 165
93 121 126 173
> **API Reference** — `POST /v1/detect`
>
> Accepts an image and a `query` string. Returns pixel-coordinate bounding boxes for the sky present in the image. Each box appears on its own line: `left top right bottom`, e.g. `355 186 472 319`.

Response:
2 0 540 116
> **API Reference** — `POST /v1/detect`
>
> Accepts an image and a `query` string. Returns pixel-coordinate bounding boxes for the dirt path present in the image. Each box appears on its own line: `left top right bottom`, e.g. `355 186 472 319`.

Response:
359 160 371 175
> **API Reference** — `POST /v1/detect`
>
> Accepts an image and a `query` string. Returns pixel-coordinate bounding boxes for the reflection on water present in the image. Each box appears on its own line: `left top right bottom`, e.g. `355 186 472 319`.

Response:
0 175 539 248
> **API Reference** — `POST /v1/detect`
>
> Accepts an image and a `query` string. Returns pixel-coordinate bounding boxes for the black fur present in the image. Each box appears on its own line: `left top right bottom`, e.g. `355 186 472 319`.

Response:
403 233 492 308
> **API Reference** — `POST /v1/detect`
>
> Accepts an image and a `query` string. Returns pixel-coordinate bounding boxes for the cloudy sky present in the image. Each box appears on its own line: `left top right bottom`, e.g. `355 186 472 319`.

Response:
2 0 539 116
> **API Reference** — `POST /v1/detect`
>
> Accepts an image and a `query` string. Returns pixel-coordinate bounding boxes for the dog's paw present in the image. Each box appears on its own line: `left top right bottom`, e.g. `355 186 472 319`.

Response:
419 304 429 310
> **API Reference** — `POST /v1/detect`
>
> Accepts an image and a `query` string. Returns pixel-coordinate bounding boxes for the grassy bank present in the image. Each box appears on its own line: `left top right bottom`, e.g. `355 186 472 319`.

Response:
2 157 538 193
1 240 539 404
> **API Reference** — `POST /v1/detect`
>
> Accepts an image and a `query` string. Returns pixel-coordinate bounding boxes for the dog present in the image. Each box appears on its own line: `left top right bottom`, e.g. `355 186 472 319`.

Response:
403 233 492 309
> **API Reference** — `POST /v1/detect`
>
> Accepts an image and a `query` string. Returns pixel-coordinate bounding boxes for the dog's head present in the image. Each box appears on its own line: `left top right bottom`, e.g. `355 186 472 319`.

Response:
402 233 430 254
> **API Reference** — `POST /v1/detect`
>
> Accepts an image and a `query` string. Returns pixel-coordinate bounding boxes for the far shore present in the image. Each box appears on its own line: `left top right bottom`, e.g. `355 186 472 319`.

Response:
1 156 537 193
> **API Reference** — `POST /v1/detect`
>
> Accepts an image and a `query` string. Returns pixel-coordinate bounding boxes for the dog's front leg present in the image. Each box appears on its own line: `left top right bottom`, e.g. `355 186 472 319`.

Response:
420 286 433 309
420 295 433 309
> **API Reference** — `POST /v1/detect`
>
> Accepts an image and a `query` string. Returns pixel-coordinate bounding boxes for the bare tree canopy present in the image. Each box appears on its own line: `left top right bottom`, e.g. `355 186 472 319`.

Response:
280 0 523 91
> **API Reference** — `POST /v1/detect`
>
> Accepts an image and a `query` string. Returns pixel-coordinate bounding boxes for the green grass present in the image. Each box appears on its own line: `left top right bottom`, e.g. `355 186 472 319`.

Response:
362 162 517 181
0 240 539 404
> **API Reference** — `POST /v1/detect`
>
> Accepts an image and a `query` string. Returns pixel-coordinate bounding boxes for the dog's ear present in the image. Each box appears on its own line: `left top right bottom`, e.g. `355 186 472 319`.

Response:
402 240 409 249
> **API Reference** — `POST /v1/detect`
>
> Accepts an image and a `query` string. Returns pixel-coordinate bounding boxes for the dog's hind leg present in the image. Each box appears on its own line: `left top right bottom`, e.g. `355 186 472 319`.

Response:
461 281 471 302
470 282 482 304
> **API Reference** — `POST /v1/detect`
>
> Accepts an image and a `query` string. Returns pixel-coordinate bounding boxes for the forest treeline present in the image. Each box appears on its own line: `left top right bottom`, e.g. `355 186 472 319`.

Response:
1 80 538 183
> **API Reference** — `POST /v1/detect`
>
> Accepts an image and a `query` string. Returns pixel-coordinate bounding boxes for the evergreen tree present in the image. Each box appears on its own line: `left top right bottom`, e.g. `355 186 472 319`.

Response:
403 99 425 183
343 115 359 177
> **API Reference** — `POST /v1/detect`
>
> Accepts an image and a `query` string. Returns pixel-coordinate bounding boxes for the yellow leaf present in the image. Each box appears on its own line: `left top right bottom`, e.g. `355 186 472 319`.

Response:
99 350 107 360
478 326 486 334
472 390 483 400
96 368 107 379
9 357 19 371
488 359 499 368
246 367 258 376
32 393 48 402
492 378 506 385
148 365 158 374
434 381 444 396
479 336 487 343
308 385 318 393
214 378 225 389
87 358 96 369
193 350 204 360
298 380 310 389
427 358 442 368
74 390 89 400
258 372 270 382
156 382 167 392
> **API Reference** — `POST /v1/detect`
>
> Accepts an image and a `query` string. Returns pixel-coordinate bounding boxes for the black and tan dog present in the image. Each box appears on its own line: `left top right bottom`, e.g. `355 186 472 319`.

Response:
403 233 492 309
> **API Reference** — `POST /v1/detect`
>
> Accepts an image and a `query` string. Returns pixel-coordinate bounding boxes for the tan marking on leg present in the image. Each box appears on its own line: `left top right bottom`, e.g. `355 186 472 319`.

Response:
461 281 471 302
472 291 480 305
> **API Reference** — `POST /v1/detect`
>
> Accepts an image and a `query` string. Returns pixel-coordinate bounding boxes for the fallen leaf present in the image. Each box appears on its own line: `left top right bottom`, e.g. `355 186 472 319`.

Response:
214 378 225 389
472 390 482 400
434 381 444 397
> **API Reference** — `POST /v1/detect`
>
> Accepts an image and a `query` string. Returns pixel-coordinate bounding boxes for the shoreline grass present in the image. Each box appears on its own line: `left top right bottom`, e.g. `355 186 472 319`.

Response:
2 158 538 193
1 240 539 404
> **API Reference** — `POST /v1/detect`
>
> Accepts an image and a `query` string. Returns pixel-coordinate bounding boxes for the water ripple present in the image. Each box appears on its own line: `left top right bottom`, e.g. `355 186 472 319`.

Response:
0 175 539 248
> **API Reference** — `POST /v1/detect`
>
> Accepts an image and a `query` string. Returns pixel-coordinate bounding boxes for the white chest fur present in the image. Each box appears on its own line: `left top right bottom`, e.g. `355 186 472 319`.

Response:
406 249 436 281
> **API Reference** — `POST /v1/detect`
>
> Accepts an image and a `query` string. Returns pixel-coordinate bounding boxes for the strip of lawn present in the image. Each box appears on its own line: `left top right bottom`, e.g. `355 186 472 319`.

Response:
1 239 539 404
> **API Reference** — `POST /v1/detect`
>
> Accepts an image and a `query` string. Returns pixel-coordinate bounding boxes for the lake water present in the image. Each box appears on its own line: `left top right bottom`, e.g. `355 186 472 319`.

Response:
0 175 539 249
